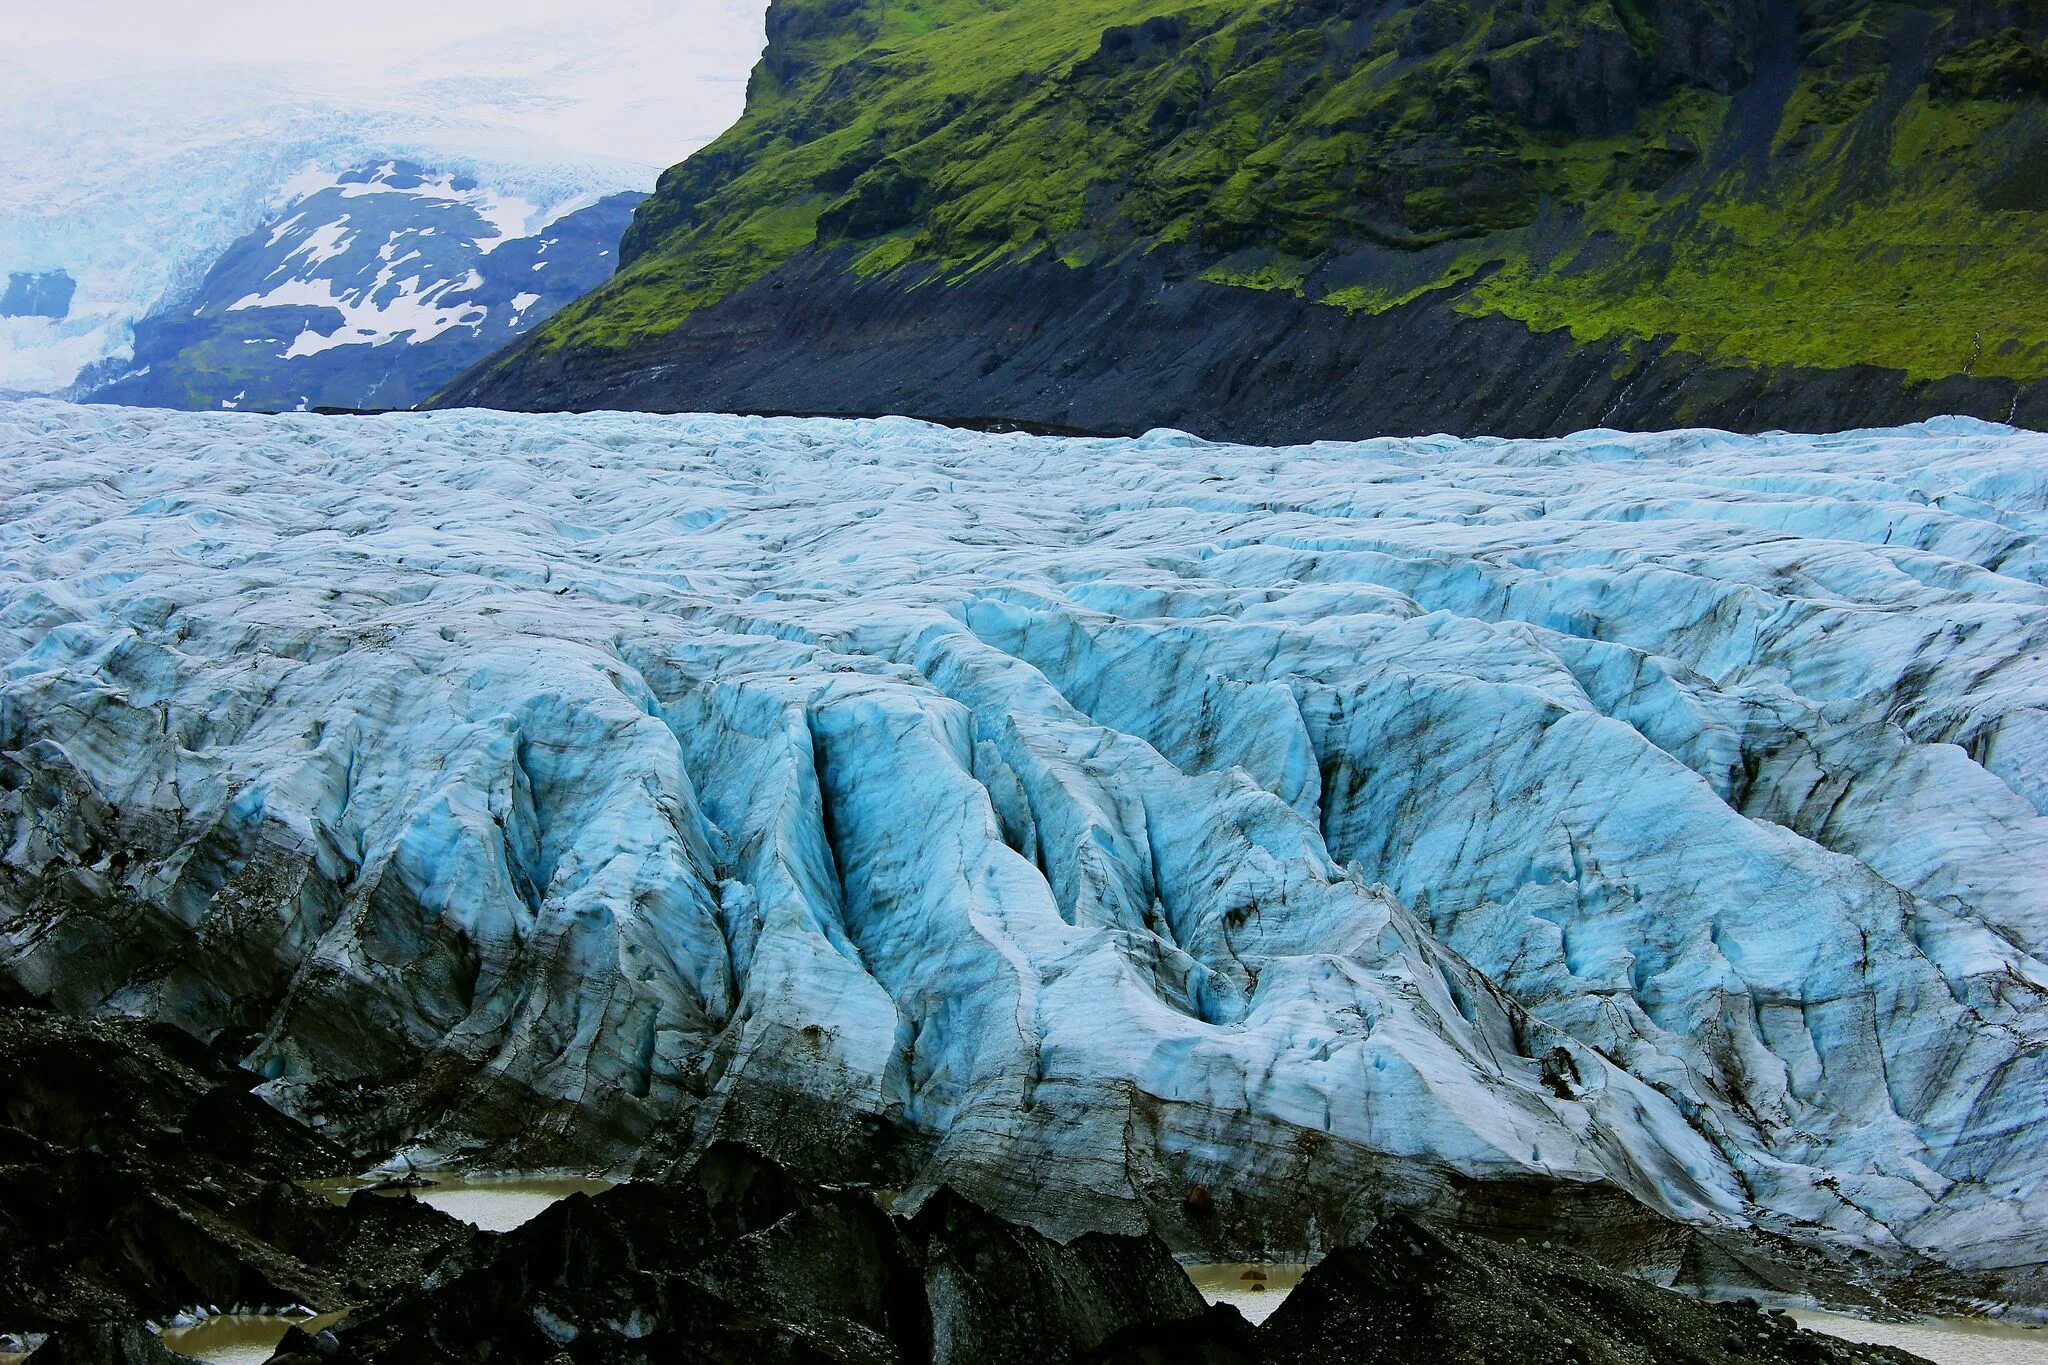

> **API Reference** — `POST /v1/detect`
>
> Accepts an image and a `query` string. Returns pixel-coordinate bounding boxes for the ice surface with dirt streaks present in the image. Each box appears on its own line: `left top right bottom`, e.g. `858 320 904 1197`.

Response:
1 401 2044 1292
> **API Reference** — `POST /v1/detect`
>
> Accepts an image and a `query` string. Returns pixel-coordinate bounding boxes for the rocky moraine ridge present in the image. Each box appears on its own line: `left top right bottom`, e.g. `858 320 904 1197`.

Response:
1 1002 1929 1364
2 400 2046 1325
441 0 2048 438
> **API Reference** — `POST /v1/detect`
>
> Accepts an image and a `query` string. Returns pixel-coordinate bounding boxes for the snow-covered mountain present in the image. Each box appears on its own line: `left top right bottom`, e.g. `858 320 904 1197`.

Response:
0 3 764 398
3 402 2044 1309
83 163 641 411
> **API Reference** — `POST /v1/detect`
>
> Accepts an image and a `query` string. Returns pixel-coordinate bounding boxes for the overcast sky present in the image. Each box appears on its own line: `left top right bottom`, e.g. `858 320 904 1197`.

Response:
12 0 771 167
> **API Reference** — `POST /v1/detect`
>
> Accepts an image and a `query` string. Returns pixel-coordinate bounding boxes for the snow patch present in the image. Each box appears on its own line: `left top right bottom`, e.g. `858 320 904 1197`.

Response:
251 267 488 358
280 217 356 272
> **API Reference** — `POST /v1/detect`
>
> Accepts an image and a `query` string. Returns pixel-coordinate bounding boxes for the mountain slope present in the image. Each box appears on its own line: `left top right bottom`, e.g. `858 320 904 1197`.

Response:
81 164 641 413
442 0 2048 436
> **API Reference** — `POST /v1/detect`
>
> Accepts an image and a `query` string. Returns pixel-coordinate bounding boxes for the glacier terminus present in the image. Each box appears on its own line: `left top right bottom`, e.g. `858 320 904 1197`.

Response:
1 400 2044 1313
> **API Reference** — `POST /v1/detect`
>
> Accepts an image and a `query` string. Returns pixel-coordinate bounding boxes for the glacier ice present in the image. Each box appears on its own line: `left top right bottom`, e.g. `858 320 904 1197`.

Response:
0 0 767 394
0 401 2044 1300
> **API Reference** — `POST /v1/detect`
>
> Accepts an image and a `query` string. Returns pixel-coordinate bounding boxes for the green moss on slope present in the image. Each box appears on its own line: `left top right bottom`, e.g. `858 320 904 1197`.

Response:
507 0 2048 388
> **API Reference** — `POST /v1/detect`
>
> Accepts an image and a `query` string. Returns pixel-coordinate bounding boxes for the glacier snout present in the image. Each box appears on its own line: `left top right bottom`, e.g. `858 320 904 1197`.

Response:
1 402 2045 1306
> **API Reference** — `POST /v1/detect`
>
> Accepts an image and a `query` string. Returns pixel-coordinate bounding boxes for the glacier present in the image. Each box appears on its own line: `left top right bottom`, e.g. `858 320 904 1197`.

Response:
1 401 2044 1307
0 0 766 395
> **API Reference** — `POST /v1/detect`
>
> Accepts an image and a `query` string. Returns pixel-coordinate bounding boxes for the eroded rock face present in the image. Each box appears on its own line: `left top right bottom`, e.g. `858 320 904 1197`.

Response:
457 0 2048 438
275 1149 1934 1365
2 403 2046 1306
21 1322 187 1365
0 272 74 322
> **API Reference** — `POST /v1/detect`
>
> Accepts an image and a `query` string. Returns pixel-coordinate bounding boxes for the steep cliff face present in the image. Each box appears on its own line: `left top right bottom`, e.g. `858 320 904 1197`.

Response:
0 272 74 322
441 0 2048 435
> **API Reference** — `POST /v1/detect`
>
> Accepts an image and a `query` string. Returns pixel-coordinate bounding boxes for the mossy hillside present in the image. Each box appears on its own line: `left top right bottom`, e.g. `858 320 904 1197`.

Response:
1466 66 2048 381
517 0 2048 386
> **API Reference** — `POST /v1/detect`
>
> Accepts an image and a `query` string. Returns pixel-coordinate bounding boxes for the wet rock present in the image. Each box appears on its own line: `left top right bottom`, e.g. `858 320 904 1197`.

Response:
1087 1303 1262 1365
1477 26 1645 136
910 1186 1207 1365
0 271 74 322
1929 27 2048 98
0 1041 1944 1365
268 1156 1939 1364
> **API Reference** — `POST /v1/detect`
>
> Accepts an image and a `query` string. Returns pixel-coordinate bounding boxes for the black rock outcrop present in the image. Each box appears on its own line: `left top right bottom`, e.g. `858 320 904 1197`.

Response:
0 1006 466 1332
0 271 75 321
275 1143 1223 1365
272 1149 1929 1365
1262 1216 1923 1365
0 1003 1937 1365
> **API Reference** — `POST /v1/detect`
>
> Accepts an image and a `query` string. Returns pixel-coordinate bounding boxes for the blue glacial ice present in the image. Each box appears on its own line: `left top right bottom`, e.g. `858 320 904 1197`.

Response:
0 401 2044 1294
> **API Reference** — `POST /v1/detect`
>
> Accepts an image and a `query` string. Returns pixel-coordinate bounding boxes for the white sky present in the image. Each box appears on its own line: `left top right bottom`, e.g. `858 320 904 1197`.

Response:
11 0 771 168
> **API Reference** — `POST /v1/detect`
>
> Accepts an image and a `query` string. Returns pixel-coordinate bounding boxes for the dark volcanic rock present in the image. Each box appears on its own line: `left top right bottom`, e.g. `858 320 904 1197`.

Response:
438 0 2048 438
280 1143 1218 1365
267 1146 1938 1365
1261 1215 1922 1365
909 1187 1210 1364
0 1006 466 1332
0 271 75 321
20 1322 187 1365
441 249 2048 442
0 1019 1943 1365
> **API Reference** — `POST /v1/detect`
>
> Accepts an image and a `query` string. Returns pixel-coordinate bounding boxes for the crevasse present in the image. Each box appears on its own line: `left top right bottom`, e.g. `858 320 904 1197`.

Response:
1 401 2043 1294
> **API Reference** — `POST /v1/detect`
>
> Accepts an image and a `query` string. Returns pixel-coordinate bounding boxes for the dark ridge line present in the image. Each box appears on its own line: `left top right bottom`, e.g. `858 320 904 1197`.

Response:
281 402 1133 439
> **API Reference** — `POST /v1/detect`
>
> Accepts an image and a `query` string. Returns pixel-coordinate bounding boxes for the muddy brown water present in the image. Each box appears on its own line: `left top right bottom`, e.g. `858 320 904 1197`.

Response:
1182 1262 1312 1326
1786 1310 2048 1365
157 1310 348 1365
